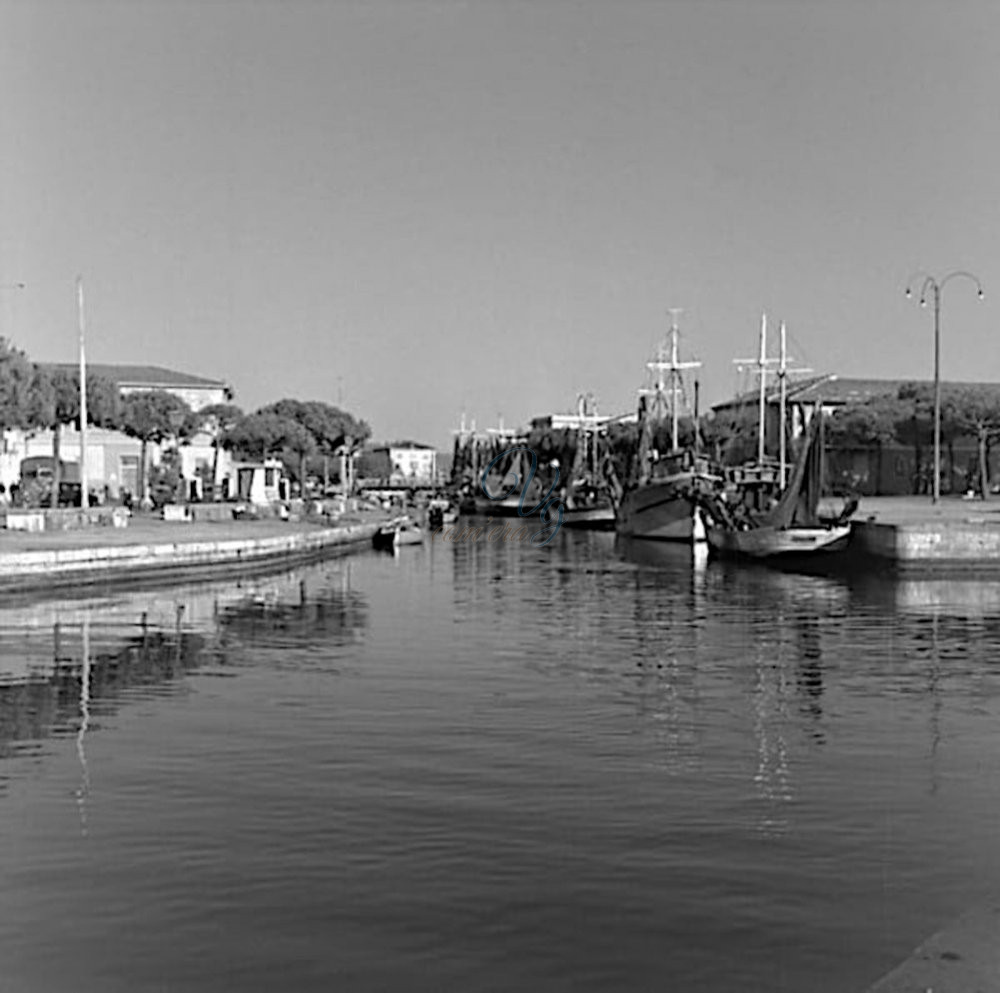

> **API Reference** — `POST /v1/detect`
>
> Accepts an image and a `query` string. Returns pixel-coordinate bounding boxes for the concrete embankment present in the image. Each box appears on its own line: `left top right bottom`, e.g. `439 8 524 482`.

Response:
0 517 381 592
865 901 1000 992
851 496 1000 570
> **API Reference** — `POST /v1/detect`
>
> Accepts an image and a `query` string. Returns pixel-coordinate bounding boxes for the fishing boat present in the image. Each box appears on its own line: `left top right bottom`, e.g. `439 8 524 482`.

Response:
455 418 532 517
698 318 857 561
701 416 853 559
552 395 616 530
562 503 615 529
451 405 615 528
615 310 719 542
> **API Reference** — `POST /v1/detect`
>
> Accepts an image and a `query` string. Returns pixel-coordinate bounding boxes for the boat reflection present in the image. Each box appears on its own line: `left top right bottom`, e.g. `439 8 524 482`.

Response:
615 535 709 575
848 571 1000 618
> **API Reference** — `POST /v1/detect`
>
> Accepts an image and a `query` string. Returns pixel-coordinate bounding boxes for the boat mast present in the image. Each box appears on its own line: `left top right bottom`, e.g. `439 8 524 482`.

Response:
642 308 701 453
734 312 780 468
669 308 682 451
777 323 812 489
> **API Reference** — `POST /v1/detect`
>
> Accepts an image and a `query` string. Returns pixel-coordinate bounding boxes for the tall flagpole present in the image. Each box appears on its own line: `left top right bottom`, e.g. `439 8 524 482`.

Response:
77 276 89 510
779 322 788 487
757 314 768 466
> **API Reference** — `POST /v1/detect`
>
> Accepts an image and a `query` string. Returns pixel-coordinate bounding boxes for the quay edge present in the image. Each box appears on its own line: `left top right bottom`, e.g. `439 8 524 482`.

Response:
851 518 1000 570
0 522 381 593
864 901 1000 992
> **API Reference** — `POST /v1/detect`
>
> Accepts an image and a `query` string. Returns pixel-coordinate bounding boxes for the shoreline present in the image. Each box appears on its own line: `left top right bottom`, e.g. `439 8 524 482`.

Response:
0 515 384 593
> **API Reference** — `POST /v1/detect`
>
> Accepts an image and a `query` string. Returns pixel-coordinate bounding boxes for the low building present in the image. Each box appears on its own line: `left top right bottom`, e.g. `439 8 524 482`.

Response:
232 459 288 505
370 442 438 484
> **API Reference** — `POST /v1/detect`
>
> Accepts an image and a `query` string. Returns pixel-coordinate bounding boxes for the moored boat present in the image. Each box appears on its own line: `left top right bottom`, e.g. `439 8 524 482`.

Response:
704 520 852 559
372 516 425 551
615 455 716 541
562 503 616 529
614 309 717 542
427 498 459 528
699 408 857 561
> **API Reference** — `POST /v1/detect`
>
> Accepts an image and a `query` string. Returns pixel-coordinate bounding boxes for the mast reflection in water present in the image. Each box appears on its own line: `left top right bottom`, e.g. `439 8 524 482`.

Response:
1 538 999 993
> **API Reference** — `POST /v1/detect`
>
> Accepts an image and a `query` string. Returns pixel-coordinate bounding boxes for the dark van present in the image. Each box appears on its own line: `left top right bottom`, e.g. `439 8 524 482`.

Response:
18 457 94 507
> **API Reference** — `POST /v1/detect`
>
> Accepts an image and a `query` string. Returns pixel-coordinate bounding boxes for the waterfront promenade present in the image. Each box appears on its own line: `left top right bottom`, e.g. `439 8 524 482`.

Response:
0 511 387 592
859 494 1000 524
5 494 1000 590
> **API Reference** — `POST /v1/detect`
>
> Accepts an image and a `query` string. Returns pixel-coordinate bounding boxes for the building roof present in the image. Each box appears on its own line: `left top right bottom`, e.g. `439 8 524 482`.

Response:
373 441 436 451
712 375 1000 411
42 362 228 390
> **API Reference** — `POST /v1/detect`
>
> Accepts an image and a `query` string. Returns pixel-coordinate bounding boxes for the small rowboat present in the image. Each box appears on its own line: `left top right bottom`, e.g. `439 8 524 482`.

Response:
373 517 426 551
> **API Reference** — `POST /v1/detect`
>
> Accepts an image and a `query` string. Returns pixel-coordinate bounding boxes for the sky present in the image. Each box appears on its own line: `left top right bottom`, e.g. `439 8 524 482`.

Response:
1 0 998 448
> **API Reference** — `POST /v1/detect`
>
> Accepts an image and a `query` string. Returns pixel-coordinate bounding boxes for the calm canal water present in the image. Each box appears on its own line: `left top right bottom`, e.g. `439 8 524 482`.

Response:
1 530 999 992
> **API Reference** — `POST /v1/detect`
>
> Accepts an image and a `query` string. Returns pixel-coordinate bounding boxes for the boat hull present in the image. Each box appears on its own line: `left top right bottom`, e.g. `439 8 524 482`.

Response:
616 477 705 543
706 524 852 560
561 504 616 530
466 496 523 517
466 495 609 526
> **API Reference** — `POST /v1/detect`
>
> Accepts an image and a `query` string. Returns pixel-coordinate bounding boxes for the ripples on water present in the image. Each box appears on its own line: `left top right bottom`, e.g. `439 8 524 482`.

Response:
1 534 999 992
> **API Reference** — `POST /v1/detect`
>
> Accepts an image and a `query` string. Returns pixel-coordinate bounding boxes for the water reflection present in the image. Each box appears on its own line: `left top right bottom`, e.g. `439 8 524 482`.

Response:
3 532 1000 993
795 614 825 736
750 634 793 838
76 617 91 836
0 561 370 758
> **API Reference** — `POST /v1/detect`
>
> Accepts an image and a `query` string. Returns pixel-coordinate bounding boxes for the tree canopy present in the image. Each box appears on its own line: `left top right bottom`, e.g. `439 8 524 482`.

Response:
221 411 296 460
0 337 35 432
826 396 903 448
119 390 194 506
256 399 371 454
120 390 193 444
30 367 122 431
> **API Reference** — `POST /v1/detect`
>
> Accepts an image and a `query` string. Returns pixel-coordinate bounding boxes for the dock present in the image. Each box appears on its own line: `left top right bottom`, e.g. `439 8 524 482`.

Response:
851 496 1000 570
865 901 1000 992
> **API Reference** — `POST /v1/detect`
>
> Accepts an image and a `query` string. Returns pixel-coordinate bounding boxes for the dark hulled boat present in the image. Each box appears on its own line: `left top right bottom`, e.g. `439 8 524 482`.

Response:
700 413 855 561
614 310 716 542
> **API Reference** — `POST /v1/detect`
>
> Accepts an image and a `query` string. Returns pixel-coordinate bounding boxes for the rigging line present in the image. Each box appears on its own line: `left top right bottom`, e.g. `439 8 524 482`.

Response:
784 328 816 373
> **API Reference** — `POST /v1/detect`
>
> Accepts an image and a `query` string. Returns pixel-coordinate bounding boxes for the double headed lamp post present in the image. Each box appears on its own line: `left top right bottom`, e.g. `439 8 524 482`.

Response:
904 270 984 504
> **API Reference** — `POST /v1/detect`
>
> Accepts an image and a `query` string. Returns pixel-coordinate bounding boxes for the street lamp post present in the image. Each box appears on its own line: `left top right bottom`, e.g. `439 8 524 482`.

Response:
905 270 985 504
76 277 90 510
